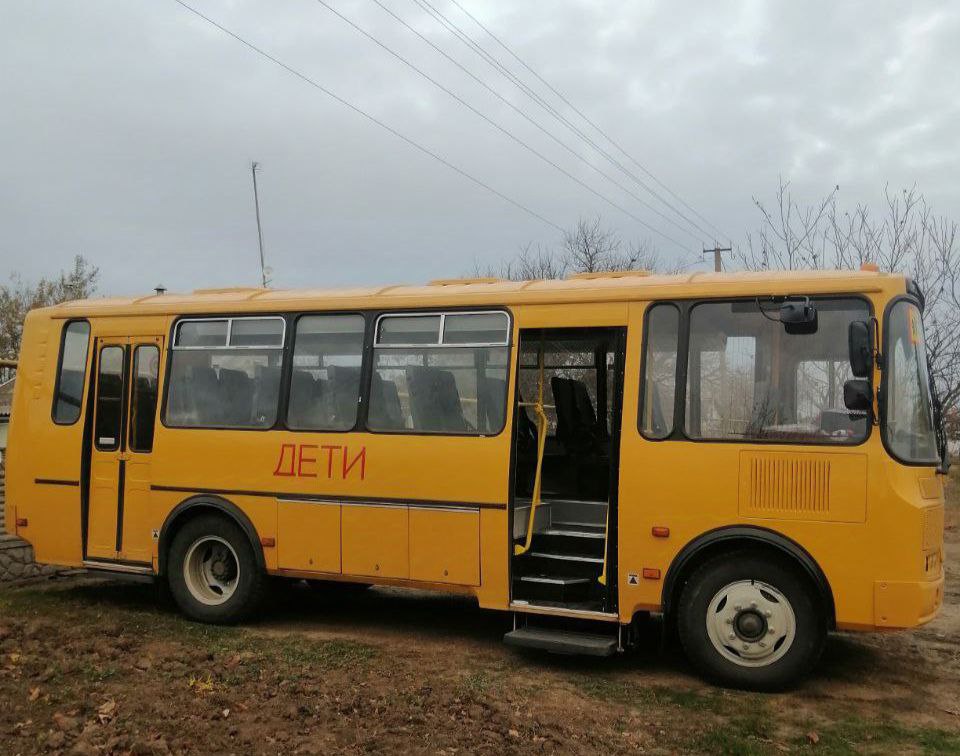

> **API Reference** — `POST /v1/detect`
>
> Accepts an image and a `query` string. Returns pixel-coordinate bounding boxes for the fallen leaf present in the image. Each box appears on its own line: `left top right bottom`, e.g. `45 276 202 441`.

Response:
97 699 117 724
222 709 230 719
53 712 80 732
806 731 820 745
28 687 41 702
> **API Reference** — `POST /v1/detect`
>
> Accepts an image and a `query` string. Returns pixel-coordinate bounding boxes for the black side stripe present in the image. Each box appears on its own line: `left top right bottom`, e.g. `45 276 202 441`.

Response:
149 484 507 511
35 478 81 487
115 459 126 553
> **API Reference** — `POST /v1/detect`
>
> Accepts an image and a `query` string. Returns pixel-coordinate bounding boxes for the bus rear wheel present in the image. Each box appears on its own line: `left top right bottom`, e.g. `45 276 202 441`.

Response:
167 514 266 624
677 551 826 691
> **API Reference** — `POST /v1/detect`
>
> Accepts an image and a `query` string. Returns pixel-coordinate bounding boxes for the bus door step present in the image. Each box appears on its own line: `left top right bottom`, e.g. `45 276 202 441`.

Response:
504 626 617 657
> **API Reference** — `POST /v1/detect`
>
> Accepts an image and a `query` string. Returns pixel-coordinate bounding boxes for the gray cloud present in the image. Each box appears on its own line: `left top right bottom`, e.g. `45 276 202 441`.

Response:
2 0 957 294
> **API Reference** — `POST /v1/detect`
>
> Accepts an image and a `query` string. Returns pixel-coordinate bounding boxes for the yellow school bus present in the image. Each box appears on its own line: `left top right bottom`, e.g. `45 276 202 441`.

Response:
4 268 948 689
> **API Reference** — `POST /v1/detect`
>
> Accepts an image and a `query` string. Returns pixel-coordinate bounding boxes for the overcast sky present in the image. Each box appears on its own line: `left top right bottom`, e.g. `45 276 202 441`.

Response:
2 1 957 296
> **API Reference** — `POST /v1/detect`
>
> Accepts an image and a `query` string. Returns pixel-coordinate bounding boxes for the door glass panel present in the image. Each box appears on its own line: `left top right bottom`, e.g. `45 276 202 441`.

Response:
130 345 160 452
95 346 124 451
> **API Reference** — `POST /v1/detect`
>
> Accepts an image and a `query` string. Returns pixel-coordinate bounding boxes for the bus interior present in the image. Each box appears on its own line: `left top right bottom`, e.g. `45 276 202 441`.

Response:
511 328 623 614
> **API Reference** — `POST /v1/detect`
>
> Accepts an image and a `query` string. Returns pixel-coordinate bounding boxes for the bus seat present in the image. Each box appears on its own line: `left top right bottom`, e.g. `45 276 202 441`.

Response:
329 366 362 427
190 365 220 425
287 369 319 426
218 368 254 425
254 366 282 423
479 377 506 433
406 366 469 432
369 372 404 429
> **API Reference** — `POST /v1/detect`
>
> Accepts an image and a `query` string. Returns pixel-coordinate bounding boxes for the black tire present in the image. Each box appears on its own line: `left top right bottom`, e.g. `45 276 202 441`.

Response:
167 514 266 624
677 550 827 691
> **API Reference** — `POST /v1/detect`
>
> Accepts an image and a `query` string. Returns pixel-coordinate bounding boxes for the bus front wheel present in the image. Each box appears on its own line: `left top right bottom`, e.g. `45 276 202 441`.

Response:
676 551 826 691
167 514 266 624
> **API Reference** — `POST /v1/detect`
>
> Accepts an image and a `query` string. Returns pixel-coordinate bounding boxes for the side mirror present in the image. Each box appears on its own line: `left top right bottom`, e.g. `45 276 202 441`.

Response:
843 378 872 414
848 320 873 378
780 300 818 335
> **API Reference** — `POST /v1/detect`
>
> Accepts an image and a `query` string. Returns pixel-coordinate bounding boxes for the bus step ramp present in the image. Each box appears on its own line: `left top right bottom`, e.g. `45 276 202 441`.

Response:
504 626 618 657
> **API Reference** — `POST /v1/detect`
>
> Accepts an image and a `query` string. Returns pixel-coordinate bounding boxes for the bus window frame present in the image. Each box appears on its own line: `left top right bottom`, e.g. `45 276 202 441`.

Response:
128 343 161 454
93 343 129 453
286 311 370 434
161 313 293 433
51 319 92 426
172 316 287 351
366 308 513 438
637 302 681 441
879 293 940 467
159 307 512 437
637 294 874 447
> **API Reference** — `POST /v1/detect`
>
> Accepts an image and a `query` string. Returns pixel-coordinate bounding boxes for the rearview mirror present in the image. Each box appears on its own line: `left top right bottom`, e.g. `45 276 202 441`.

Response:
779 300 818 335
848 320 873 378
843 378 872 415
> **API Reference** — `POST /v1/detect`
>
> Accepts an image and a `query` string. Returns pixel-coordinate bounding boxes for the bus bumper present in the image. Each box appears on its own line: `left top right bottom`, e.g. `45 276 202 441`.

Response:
873 572 944 629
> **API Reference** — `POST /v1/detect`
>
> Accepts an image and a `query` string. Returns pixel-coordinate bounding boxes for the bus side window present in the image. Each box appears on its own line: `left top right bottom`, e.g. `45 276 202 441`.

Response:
165 317 285 429
287 314 365 431
639 304 679 440
52 320 91 425
368 312 510 435
130 345 160 452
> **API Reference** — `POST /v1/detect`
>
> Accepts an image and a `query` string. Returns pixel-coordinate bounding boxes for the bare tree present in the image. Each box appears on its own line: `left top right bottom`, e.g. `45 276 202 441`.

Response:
473 216 664 281
0 255 99 365
738 179 960 429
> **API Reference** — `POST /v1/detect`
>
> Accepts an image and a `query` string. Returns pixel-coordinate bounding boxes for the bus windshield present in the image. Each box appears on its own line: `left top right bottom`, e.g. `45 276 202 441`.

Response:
884 300 939 464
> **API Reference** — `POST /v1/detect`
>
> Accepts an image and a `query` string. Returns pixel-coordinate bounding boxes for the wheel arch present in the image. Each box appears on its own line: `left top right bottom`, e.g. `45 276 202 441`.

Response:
660 525 836 630
157 494 266 576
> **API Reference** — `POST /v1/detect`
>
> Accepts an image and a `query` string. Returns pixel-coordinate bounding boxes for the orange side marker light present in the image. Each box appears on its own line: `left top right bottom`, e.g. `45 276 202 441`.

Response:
642 568 661 580
260 537 276 548
651 526 670 538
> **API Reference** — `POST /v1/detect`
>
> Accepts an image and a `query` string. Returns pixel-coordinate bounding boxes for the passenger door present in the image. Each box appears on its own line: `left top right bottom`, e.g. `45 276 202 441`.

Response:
86 336 163 564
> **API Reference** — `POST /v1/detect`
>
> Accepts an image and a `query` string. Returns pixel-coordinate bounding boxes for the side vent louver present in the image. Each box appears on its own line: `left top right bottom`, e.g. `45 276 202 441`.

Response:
748 457 831 513
738 451 867 523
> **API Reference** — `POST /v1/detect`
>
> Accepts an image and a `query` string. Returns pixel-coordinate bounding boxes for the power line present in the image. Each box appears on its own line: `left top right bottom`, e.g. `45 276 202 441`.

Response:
312 0 691 251
447 0 734 245
368 0 702 244
169 0 564 233
416 0 727 244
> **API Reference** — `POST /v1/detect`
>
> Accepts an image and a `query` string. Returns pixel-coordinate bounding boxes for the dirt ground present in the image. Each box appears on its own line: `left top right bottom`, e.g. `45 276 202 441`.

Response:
1 478 959 755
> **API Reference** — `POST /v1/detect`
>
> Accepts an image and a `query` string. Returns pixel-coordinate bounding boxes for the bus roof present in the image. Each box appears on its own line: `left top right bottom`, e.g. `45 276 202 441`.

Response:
43 268 902 318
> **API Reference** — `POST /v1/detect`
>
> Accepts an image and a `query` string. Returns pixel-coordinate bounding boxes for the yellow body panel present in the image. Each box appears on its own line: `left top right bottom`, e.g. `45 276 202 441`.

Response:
409 508 480 585
277 502 341 573
342 505 409 579
3 268 945 633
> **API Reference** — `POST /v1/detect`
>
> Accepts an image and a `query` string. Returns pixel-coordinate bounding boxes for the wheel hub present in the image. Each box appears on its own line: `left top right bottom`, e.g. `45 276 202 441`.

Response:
734 609 767 641
183 536 240 607
705 580 796 668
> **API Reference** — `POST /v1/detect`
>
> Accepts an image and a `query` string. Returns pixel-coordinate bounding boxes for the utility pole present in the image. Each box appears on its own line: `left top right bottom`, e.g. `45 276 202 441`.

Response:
251 161 270 287
704 243 732 272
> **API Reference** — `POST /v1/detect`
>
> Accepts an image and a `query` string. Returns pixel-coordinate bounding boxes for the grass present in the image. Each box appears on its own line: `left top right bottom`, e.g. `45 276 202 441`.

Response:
571 673 729 714
790 718 960 755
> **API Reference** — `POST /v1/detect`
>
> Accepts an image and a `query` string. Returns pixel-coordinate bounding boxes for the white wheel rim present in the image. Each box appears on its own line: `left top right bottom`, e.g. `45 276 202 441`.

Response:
183 536 240 606
705 580 796 668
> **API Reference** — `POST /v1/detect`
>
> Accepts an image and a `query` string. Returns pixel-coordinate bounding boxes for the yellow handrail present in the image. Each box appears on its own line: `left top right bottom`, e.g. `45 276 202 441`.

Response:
598 505 610 586
515 344 548 556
